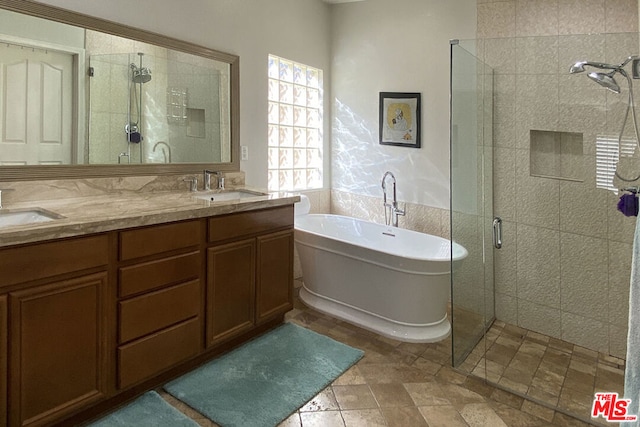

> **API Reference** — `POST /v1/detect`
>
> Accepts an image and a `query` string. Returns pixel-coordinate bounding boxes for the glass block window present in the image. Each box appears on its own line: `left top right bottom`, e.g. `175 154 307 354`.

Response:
268 55 323 192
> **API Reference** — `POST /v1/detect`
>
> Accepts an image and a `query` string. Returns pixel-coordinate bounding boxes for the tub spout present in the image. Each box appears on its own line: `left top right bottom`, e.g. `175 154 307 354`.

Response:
382 171 405 227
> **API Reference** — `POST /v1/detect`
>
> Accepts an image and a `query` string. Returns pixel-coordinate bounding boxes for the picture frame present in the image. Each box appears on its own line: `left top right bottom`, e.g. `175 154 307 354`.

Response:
379 92 421 148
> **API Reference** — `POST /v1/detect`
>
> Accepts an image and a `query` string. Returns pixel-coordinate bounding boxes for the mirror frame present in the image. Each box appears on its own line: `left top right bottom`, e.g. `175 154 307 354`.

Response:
0 0 239 181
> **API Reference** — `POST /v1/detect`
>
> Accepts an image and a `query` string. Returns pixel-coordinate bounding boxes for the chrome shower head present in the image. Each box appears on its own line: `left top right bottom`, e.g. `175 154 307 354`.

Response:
131 66 152 84
569 61 586 73
587 71 621 93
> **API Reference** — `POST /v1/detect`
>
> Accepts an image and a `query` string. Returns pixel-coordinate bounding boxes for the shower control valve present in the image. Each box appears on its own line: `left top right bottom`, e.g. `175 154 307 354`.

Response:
633 58 640 79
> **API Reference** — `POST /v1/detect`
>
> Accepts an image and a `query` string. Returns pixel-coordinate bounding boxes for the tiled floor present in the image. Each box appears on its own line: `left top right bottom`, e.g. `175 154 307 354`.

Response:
457 320 626 426
154 284 602 426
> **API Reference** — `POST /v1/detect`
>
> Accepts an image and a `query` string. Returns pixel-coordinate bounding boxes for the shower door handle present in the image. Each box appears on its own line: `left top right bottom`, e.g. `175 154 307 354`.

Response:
492 217 502 249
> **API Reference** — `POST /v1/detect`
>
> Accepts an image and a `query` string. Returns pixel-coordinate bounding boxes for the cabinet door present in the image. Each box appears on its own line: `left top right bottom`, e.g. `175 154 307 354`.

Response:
9 273 108 427
206 239 256 347
256 230 294 324
0 295 6 427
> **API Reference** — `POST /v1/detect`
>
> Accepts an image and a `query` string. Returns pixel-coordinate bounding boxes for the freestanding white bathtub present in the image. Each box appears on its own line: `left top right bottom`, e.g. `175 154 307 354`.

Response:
294 214 468 343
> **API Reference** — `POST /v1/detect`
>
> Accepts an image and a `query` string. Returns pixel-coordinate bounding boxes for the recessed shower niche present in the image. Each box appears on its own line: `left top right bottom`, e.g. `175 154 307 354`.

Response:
529 130 584 181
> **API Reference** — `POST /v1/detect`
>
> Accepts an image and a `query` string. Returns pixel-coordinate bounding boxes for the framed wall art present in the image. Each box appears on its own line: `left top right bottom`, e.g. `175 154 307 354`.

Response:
379 92 421 148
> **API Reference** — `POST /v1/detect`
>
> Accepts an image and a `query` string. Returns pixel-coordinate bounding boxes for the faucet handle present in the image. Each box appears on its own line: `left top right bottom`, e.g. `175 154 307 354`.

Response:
183 177 198 192
203 169 214 191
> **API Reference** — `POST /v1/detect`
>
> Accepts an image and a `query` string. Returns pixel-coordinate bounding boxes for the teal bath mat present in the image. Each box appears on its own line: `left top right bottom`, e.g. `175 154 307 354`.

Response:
88 390 198 426
164 322 364 427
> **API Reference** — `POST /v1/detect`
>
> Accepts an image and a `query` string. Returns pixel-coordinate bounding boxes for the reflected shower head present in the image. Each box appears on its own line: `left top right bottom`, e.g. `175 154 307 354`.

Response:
587 71 621 93
569 61 586 73
131 66 152 83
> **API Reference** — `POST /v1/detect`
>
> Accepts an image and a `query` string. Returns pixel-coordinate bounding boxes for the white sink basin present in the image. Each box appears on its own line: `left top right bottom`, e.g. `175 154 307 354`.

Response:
193 190 268 202
0 208 63 228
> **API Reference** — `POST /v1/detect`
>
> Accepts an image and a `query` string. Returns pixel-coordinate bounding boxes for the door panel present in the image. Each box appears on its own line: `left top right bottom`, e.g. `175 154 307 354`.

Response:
0 43 73 165
9 273 108 427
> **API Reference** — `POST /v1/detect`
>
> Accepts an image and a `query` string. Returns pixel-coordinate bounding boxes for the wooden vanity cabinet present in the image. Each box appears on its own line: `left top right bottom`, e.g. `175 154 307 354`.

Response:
0 295 7 427
0 203 295 426
206 206 294 347
0 235 110 427
256 229 294 324
116 220 203 390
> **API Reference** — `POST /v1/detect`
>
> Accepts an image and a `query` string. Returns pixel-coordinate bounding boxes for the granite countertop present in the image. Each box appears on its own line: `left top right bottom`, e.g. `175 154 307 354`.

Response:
0 188 299 248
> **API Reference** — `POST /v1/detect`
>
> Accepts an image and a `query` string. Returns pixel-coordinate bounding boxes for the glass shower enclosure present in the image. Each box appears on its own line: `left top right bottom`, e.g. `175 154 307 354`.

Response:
449 40 496 367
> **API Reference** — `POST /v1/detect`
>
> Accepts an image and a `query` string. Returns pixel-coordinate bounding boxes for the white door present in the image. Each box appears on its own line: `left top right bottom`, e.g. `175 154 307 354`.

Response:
0 44 73 165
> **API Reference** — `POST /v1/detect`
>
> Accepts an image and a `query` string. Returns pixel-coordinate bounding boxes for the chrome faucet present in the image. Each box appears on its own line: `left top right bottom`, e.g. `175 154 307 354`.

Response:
204 170 224 191
381 171 405 227
184 177 198 192
152 141 172 163
203 170 213 191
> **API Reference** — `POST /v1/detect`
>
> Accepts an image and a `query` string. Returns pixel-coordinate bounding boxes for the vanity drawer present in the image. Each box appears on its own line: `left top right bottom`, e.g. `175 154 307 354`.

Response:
119 220 200 261
118 251 200 297
208 206 294 243
0 235 109 288
117 316 201 389
119 279 200 344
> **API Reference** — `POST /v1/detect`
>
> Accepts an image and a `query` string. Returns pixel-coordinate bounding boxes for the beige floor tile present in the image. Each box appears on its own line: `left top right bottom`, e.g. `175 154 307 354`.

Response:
300 411 345 427
548 338 574 353
527 385 560 407
412 355 443 376
369 383 414 407
552 411 593 426
341 409 386 427
299 387 340 412
438 383 487 405
357 362 433 384
332 365 367 386
490 401 552 426
332 384 378 410
485 343 518 366
563 369 595 395
418 405 469 427
435 365 468 384
520 399 555 422
459 402 509 427
490 388 524 409
463 376 499 399
496 334 524 350
498 376 530 394
403 382 451 406
381 406 429 427
278 412 302 427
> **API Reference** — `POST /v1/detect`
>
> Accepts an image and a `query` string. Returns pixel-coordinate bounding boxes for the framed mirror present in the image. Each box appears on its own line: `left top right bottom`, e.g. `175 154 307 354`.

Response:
0 0 239 181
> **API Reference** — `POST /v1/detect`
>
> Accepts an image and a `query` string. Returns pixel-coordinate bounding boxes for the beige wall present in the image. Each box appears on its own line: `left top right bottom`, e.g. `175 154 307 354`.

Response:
478 0 639 358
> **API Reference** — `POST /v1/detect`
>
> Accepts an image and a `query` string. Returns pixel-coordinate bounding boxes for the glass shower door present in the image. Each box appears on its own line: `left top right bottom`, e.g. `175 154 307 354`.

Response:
449 41 495 367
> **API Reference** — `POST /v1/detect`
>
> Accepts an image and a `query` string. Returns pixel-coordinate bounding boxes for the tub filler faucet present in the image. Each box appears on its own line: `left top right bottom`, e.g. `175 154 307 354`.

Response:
381 171 405 227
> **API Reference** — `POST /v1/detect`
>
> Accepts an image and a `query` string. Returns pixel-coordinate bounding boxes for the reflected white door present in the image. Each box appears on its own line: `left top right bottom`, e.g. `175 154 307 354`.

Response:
0 44 73 165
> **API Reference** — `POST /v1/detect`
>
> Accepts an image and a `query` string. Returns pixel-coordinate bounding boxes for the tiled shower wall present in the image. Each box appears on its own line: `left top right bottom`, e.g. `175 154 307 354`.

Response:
478 0 640 358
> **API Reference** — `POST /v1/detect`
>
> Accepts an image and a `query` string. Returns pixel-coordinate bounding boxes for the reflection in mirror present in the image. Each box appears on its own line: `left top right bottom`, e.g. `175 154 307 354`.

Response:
0 3 234 172
87 33 230 165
